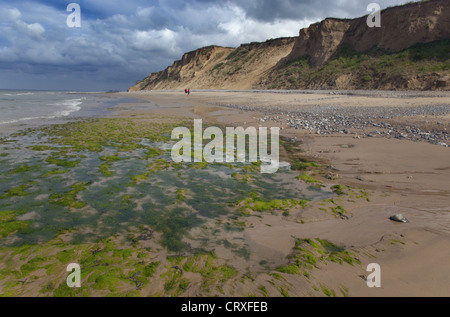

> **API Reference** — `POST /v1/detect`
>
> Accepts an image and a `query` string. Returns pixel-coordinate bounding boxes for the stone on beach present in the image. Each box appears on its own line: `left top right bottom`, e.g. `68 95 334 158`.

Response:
389 214 409 223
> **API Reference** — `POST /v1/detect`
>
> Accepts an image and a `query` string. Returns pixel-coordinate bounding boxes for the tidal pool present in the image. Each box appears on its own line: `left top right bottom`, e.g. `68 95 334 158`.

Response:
0 117 339 297
0 128 329 247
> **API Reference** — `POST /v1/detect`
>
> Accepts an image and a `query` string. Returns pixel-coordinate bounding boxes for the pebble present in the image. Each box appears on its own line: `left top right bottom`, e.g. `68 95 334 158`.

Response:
325 172 339 180
389 214 409 223
220 102 450 147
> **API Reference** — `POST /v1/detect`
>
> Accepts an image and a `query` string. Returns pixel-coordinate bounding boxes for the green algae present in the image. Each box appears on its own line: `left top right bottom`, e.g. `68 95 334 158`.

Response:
291 160 321 171
321 284 337 297
224 219 247 232
148 207 204 252
1 184 30 199
177 251 238 292
8 165 33 174
279 287 290 297
331 205 346 217
0 210 16 222
296 173 322 184
99 162 114 177
236 193 308 214
232 173 253 183
42 169 68 177
322 198 348 218
0 210 31 238
49 182 91 209
100 154 125 163
276 238 360 275
0 237 233 297
46 155 81 168
162 269 190 296
0 116 335 296
39 118 180 154
143 261 160 278
176 189 187 202
144 147 165 159
30 145 55 151
241 161 262 173
130 159 175 184
91 268 127 292
331 185 347 195
55 249 76 264
20 256 48 276
0 221 31 238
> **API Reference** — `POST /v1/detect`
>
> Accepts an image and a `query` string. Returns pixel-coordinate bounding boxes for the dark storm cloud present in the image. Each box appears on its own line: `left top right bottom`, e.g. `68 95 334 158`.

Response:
228 0 415 22
0 0 421 91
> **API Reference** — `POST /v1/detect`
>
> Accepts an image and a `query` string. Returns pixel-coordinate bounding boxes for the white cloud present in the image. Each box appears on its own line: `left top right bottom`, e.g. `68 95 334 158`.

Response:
16 21 45 37
217 6 315 43
7 8 22 20
132 28 179 53
0 0 424 90
2 8 46 37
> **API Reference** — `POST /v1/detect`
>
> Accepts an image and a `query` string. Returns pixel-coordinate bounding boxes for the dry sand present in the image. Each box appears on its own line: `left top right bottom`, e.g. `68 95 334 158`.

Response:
117 90 450 297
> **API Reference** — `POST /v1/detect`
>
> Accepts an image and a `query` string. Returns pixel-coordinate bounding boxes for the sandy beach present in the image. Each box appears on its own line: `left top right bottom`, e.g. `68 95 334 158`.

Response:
1 0 449 301
117 89 450 297
1 89 449 298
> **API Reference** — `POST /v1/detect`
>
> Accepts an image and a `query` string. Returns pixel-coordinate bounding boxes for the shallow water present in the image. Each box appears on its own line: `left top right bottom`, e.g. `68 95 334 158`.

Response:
0 121 332 250
0 91 143 136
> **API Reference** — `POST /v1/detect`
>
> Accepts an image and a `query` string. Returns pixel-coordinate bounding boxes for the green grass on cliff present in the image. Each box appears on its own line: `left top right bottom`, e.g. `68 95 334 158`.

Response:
267 39 450 89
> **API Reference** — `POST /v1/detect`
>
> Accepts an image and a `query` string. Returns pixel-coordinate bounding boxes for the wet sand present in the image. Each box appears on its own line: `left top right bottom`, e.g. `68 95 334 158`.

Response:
118 90 450 297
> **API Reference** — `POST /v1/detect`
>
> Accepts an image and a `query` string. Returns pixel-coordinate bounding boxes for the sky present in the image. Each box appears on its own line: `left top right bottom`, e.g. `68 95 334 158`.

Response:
0 0 421 91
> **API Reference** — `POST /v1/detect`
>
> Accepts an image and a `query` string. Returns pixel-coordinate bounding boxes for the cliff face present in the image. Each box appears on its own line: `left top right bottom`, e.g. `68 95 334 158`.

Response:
129 45 235 91
129 37 296 91
129 0 450 91
285 0 450 66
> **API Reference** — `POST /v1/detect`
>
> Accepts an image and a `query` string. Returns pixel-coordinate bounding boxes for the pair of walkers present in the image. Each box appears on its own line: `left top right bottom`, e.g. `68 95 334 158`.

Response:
184 88 190 95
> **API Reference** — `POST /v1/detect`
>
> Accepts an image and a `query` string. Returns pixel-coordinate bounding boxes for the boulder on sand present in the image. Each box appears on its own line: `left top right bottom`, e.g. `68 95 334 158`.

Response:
389 214 409 223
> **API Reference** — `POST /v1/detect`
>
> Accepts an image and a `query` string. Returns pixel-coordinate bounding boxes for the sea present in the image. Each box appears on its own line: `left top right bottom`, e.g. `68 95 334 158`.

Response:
0 90 138 134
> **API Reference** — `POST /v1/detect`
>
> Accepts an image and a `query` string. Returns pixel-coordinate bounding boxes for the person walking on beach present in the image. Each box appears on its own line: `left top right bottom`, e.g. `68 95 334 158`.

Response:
188 88 190 96
185 88 187 95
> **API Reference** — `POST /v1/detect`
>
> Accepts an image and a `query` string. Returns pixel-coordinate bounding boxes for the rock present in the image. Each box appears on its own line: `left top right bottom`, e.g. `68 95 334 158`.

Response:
325 172 339 180
435 80 447 88
389 214 409 223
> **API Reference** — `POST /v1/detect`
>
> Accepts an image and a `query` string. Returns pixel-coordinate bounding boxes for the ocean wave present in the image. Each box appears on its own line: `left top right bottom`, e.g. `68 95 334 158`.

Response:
0 115 57 125
48 98 84 117
0 98 84 125
50 98 85 106
1 92 36 97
